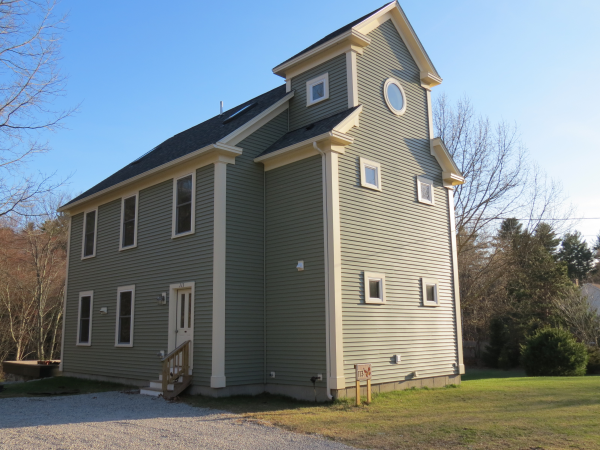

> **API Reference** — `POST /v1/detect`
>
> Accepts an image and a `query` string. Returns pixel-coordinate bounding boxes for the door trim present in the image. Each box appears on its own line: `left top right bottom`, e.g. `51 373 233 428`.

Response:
168 281 195 369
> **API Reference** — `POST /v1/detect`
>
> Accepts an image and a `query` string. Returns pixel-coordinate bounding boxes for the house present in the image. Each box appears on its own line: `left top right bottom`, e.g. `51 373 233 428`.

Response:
583 284 600 314
58 1 465 401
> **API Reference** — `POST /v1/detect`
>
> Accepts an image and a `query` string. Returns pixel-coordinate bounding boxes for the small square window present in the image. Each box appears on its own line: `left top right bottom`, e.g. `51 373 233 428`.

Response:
364 272 386 304
417 176 434 205
422 278 439 307
360 157 382 191
306 73 329 106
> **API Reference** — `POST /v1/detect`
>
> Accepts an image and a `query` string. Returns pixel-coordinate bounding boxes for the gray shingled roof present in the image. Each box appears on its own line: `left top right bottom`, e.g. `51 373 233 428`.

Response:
259 106 360 157
65 85 288 207
276 3 392 68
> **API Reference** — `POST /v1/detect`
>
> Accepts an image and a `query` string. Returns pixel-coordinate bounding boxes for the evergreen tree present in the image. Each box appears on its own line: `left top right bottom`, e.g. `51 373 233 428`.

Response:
558 232 594 283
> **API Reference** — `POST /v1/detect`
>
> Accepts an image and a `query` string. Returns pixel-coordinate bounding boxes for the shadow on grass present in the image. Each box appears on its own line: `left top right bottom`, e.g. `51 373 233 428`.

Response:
462 367 526 381
0 376 132 398
180 392 335 415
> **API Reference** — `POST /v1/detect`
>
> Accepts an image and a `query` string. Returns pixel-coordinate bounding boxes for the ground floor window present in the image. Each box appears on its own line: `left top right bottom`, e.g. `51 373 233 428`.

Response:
77 291 93 346
116 285 135 346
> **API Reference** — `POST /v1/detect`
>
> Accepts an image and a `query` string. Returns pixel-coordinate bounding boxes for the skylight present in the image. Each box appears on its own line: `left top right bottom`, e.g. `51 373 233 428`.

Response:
223 102 257 124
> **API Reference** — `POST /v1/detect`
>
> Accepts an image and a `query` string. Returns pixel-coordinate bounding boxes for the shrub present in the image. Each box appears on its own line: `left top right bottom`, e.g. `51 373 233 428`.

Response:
520 327 588 376
587 346 600 375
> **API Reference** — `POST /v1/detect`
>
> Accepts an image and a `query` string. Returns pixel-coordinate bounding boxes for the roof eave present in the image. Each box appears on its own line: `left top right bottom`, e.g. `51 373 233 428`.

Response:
58 143 242 213
272 29 371 78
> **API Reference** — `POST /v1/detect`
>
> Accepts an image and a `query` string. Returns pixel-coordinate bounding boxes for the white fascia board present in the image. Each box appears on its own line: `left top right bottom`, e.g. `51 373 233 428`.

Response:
333 105 363 133
254 131 353 164
58 143 242 213
354 2 442 87
272 29 371 78
430 137 465 186
218 91 295 145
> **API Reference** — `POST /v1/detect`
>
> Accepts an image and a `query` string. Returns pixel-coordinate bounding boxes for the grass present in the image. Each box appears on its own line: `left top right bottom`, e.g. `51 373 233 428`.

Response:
182 371 600 450
0 376 131 399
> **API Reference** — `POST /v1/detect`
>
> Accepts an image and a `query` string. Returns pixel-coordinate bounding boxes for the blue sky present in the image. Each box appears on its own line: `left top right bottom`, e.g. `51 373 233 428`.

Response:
37 0 600 241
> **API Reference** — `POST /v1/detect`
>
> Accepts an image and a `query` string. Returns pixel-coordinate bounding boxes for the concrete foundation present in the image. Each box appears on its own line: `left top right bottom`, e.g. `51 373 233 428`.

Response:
332 374 461 399
62 371 460 402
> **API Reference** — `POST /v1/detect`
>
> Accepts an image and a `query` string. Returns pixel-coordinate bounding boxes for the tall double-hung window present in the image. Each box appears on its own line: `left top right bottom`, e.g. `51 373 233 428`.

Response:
77 291 93 345
172 173 195 237
115 285 135 347
82 210 97 258
120 194 138 250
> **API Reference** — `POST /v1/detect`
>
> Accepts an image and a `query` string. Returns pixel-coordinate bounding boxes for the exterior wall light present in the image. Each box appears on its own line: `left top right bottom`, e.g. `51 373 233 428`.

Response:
157 293 167 305
296 260 305 271
99 307 108 315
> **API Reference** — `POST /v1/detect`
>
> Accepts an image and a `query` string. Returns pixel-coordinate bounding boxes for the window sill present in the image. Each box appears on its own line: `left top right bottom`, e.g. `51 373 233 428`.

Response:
171 230 195 239
119 244 138 252
364 298 385 305
81 254 96 260
423 301 440 307
76 343 91 347
361 182 382 192
115 343 133 348
307 96 329 107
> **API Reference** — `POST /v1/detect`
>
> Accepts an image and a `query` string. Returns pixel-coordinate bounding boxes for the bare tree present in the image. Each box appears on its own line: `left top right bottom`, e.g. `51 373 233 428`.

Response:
0 0 73 218
434 95 573 346
553 286 600 346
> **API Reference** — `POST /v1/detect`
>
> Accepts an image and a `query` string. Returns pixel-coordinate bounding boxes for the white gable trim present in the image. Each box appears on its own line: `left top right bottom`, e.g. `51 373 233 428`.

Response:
430 137 464 188
354 5 442 88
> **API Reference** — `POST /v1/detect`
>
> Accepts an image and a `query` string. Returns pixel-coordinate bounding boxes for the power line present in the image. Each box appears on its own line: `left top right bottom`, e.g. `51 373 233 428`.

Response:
485 218 600 221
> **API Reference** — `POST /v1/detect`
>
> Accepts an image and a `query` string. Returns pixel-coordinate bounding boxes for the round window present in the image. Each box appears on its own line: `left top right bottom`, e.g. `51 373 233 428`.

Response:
383 78 407 115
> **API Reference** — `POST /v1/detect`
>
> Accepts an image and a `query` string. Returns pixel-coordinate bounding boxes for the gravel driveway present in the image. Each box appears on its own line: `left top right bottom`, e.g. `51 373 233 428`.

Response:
0 391 356 449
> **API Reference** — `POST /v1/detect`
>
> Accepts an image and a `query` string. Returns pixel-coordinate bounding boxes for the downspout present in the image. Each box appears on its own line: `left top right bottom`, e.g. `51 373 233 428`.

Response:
313 141 333 400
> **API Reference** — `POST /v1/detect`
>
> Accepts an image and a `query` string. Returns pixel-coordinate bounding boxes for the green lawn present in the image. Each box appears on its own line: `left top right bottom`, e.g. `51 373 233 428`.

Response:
183 372 600 450
2 372 599 449
0 376 131 398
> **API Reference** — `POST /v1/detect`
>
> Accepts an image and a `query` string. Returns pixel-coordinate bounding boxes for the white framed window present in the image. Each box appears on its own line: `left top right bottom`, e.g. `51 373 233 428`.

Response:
172 172 196 238
77 291 93 346
417 176 435 205
364 272 386 304
422 278 439 307
115 285 135 347
360 157 382 191
306 73 329 106
81 209 98 259
120 193 139 250
383 78 407 116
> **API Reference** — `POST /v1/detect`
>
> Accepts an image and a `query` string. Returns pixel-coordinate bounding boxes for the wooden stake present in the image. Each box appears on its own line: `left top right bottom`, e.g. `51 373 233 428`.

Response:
367 379 372 404
356 380 361 406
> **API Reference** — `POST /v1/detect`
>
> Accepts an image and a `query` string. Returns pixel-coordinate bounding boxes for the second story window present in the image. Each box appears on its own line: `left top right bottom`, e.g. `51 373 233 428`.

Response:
173 173 195 237
82 210 97 259
306 73 329 106
120 194 138 250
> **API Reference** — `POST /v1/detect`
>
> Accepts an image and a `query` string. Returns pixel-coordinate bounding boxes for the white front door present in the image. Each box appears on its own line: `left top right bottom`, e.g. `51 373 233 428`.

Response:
175 288 194 348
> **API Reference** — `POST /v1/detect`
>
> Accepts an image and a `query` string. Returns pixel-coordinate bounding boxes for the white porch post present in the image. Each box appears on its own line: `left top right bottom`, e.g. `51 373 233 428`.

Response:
211 161 227 388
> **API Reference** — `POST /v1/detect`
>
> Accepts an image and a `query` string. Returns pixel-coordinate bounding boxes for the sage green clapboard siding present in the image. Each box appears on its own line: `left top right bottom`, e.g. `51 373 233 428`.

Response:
289 54 348 131
225 110 289 386
265 155 326 386
63 166 214 386
338 19 458 387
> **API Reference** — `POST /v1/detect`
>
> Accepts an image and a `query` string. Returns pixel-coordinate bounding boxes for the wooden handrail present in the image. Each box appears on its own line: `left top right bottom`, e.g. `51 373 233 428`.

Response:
162 340 191 393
